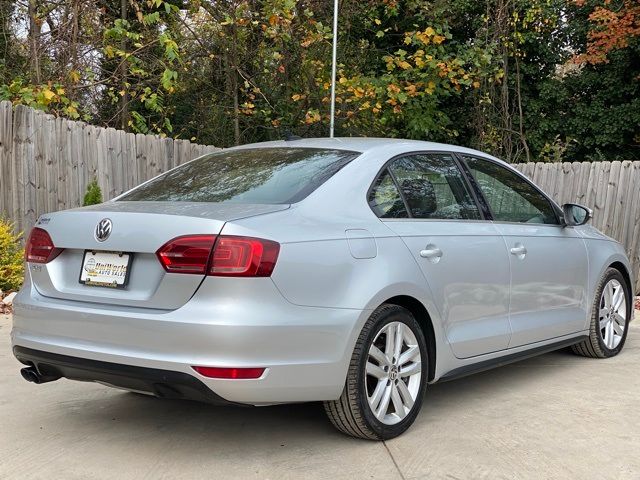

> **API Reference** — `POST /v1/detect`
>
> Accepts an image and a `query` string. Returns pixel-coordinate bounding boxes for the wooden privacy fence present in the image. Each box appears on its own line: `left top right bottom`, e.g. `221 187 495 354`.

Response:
0 101 219 235
514 161 640 293
0 102 638 291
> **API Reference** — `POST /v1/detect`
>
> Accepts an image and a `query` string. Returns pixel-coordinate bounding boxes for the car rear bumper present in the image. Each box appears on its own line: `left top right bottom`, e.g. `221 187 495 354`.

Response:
11 277 369 405
14 346 239 405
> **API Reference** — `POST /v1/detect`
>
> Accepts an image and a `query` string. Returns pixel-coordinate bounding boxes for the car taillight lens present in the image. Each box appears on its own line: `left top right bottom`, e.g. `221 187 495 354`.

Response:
209 236 280 277
156 235 279 277
156 235 217 274
25 228 63 264
192 366 265 379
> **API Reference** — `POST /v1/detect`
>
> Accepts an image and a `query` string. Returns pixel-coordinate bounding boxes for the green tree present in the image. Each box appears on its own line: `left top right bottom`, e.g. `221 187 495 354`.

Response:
83 179 103 206
0 0 637 160
524 0 640 161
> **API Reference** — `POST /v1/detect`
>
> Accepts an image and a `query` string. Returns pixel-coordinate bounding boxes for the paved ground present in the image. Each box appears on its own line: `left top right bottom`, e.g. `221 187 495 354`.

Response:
1 314 639 480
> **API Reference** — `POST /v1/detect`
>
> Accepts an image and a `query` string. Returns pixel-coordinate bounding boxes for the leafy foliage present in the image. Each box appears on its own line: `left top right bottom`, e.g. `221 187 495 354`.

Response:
332 17 500 141
101 0 182 134
575 0 640 64
0 79 81 118
526 48 640 161
83 179 103 206
0 220 24 292
0 0 638 161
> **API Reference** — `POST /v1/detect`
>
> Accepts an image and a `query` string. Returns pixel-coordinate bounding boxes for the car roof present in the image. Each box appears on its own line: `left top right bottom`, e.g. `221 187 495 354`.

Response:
230 137 505 164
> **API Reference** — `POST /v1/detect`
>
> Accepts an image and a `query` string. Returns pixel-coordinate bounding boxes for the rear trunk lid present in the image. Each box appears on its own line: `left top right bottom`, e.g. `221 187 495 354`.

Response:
30 201 289 309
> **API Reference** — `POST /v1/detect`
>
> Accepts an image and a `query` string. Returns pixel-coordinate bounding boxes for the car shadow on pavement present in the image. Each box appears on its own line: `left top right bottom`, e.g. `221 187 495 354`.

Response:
57 348 579 444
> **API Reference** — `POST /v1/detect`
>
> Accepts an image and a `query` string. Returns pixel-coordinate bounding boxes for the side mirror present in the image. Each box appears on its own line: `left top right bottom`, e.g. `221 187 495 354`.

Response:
562 203 592 227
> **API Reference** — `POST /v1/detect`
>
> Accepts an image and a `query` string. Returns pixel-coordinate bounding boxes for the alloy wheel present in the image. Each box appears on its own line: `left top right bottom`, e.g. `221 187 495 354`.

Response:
365 321 422 425
599 278 627 350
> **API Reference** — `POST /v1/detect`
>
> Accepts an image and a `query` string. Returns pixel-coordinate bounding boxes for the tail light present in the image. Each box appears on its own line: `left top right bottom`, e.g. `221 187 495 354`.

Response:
25 228 63 264
156 235 279 277
192 366 265 379
156 235 216 274
210 236 279 277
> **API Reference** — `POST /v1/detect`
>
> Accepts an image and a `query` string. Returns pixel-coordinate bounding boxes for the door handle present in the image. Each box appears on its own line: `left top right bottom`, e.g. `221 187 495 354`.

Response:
510 244 527 257
420 247 443 259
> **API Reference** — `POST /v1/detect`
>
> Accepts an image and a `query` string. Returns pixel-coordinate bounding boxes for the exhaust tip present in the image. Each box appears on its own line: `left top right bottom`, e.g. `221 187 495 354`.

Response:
21 367 40 383
20 366 60 384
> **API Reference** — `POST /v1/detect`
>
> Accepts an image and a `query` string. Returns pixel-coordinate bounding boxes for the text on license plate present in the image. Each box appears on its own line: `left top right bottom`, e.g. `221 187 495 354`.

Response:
80 251 131 288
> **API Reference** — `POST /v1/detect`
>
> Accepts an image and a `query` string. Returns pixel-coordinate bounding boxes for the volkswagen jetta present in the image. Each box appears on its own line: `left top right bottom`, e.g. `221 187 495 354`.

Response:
12 138 634 439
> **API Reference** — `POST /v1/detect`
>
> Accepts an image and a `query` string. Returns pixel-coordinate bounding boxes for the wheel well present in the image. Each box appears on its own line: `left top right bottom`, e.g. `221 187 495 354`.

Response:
609 261 634 297
384 295 436 382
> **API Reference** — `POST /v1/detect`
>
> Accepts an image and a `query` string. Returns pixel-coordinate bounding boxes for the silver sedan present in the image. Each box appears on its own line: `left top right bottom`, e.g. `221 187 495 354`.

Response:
12 138 634 440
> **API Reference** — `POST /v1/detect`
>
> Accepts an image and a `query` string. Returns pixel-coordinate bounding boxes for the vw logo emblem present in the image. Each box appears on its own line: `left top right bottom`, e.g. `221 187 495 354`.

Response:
95 218 112 242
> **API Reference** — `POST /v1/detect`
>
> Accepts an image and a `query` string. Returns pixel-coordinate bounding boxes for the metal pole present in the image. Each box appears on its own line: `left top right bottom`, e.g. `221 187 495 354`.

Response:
329 0 339 138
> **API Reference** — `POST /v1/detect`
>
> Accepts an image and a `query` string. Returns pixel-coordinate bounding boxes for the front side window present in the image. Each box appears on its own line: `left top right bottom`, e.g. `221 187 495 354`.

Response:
462 156 558 225
386 153 481 220
119 148 358 204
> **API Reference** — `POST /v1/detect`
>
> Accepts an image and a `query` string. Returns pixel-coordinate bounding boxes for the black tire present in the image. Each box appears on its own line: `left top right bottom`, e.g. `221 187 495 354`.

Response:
323 304 428 440
572 267 631 358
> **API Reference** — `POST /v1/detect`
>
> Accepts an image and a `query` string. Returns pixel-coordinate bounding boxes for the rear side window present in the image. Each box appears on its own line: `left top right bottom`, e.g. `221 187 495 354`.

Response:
368 170 409 218
119 148 358 204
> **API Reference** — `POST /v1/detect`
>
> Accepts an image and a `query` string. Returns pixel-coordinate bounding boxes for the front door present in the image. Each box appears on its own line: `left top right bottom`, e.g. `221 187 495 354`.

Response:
368 152 512 358
461 155 589 347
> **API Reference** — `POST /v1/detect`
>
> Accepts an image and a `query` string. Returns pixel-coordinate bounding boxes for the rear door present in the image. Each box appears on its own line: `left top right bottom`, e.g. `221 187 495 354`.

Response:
371 152 512 358
459 155 589 347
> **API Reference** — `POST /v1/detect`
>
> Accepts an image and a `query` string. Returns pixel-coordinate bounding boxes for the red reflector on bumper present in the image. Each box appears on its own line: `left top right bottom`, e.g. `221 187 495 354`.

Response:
192 366 265 379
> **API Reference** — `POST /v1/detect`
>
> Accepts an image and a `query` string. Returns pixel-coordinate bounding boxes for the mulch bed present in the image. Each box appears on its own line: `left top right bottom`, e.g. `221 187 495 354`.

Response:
0 292 14 315
636 296 640 312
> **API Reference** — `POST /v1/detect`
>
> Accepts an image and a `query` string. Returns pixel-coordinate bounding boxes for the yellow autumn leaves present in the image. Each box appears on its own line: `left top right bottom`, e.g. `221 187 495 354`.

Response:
3 80 80 119
412 27 446 46
238 18 491 130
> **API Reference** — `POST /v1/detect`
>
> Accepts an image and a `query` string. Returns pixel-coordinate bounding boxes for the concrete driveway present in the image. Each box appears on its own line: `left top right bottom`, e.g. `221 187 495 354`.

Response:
1 313 639 480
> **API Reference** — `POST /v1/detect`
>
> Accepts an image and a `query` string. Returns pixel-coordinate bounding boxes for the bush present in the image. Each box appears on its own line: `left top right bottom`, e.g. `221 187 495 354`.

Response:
0 220 24 291
83 179 103 206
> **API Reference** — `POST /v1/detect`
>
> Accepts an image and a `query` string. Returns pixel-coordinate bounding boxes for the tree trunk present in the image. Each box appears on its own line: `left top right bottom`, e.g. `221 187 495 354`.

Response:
66 0 80 101
231 22 240 146
515 55 531 163
501 52 512 161
28 0 41 84
0 0 14 66
119 0 129 130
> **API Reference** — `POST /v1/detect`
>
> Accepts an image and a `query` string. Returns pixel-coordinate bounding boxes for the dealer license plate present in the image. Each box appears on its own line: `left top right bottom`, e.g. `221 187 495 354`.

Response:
79 251 132 288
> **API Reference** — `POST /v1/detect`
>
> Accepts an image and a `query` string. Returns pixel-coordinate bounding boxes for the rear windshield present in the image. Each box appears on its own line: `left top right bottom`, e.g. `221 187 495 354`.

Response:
119 147 358 204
